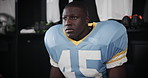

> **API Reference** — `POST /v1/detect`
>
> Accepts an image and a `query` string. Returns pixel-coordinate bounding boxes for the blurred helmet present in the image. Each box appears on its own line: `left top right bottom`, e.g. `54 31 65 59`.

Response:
0 13 15 34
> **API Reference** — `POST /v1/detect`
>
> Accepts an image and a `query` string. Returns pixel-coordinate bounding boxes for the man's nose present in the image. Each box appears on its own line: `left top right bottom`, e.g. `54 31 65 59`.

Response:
64 19 72 26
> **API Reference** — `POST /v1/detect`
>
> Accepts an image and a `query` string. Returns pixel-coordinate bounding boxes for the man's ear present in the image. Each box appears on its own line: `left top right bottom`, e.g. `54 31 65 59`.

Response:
85 16 90 23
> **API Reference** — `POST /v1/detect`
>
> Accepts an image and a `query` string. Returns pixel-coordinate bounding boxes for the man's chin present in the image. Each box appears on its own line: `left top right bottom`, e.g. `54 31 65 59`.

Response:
66 33 75 40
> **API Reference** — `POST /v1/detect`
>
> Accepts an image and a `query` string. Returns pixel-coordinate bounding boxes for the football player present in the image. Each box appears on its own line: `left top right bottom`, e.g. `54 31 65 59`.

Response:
44 1 128 78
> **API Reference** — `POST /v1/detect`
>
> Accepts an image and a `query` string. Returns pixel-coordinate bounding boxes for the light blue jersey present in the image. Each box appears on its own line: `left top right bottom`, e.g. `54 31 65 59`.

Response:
44 20 128 78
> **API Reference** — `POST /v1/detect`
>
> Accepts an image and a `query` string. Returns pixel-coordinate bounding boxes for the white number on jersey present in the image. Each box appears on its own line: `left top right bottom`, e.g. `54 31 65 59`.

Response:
58 50 102 78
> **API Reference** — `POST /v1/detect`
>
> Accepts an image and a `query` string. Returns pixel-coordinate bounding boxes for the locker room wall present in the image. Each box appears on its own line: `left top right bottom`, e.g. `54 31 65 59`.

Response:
18 0 148 30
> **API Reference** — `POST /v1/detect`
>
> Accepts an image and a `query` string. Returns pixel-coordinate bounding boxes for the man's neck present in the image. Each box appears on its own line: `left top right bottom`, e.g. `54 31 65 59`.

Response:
73 26 93 41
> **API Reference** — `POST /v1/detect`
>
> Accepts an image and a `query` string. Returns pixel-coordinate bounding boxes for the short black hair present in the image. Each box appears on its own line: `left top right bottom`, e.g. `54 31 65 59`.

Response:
64 1 89 16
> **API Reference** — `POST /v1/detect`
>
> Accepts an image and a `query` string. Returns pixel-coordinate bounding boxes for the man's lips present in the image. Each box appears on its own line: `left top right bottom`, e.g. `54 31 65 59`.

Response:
65 29 74 33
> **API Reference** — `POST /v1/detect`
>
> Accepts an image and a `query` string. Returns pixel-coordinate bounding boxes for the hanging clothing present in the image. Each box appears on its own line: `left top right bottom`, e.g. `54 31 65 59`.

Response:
95 0 133 21
0 0 15 19
69 0 73 3
46 0 73 23
46 0 60 23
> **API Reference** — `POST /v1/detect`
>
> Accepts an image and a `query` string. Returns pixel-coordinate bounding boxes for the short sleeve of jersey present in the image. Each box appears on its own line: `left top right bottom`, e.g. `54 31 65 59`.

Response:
50 56 58 67
104 21 128 69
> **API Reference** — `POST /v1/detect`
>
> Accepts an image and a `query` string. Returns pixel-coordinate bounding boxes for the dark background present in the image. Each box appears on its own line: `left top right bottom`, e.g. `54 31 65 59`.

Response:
17 0 148 30
0 0 148 78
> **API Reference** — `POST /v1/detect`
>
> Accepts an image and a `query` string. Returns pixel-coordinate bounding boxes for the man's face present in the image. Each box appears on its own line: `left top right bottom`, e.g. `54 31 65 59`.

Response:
62 7 89 40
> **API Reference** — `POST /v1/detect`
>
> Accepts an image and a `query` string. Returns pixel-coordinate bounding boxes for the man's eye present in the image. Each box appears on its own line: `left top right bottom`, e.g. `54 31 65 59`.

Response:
62 16 79 20
62 17 67 20
71 16 79 20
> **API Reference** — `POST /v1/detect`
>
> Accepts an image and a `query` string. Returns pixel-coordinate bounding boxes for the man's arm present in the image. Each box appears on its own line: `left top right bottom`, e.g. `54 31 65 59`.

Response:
107 65 126 78
50 66 65 78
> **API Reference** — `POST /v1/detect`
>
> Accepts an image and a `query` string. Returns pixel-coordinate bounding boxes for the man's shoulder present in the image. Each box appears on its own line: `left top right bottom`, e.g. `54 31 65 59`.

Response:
94 20 127 43
47 24 62 31
45 24 62 39
99 20 124 28
44 24 63 48
46 24 62 34
97 20 126 33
